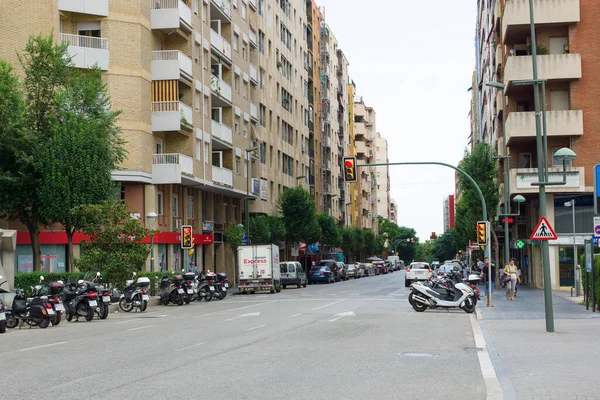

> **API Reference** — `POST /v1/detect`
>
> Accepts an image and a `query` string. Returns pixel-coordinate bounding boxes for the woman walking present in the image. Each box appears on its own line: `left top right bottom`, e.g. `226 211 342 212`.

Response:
504 258 521 301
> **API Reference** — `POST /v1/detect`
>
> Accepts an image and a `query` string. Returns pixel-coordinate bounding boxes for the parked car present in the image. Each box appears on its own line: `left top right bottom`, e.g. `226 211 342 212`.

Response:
346 264 364 279
318 260 341 282
431 261 441 271
360 263 375 277
280 261 307 289
384 260 394 273
307 266 335 284
443 260 463 273
335 262 349 281
405 262 433 287
373 261 388 275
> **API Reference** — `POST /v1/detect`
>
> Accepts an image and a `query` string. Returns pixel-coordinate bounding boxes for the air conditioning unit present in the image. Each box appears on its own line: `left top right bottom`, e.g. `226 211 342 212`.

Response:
173 218 182 230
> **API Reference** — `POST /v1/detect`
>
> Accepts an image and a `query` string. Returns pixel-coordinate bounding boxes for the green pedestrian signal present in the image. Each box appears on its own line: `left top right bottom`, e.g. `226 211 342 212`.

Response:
516 240 525 249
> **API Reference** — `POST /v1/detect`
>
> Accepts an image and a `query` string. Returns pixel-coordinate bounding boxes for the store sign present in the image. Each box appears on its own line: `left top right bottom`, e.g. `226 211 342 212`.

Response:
516 170 580 189
202 222 214 232
260 178 268 200
252 178 260 195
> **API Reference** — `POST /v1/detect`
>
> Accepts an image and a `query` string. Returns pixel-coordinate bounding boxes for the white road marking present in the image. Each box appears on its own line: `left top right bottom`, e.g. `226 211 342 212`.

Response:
225 300 277 312
388 288 404 296
289 313 303 318
50 374 100 390
127 324 154 332
468 314 503 399
312 300 344 310
116 318 143 324
225 312 260 322
329 311 355 322
246 324 266 331
193 313 214 319
18 341 67 352
176 342 207 352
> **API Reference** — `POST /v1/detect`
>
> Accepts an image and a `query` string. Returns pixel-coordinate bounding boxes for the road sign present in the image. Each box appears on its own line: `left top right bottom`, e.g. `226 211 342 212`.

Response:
530 216 558 241
594 216 600 238
242 232 249 245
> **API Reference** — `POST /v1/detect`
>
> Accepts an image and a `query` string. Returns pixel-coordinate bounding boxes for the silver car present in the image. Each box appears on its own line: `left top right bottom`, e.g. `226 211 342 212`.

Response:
346 264 364 279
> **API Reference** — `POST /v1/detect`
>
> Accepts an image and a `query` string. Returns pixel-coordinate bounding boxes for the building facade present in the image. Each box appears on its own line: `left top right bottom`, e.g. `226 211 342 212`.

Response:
443 195 455 232
374 132 390 219
389 199 398 225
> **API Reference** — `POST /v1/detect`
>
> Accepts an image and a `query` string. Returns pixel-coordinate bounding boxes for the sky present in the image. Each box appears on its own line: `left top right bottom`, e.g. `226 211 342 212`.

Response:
316 0 476 240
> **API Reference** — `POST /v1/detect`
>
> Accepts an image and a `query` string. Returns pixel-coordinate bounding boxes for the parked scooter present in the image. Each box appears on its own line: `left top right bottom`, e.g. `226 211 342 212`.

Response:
62 275 97 322
160 273 185 306
195 273 213 302
86 272 110 320
0 275 7 333
182 271 196 304
215 272 230 300
32 276 65 326
119 272 151 312
408 271 477 313
5 286 53 329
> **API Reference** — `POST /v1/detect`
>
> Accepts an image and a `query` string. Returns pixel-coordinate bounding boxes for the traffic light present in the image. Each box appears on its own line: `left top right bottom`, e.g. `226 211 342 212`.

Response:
181 225 193 249
343 156 357 182
500 216 515 226
476 221 488 246
430 232 437 240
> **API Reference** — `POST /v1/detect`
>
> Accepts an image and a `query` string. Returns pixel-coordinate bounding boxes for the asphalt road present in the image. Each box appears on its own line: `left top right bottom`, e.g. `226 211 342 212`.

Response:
2 270 486 400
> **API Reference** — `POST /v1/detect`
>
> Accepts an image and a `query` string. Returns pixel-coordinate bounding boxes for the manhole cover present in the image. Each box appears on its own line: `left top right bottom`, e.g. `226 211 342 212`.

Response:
399 352 439 358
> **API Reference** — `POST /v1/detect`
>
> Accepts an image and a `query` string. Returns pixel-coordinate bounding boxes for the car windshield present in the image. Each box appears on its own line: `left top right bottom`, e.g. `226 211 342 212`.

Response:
411 263 429 269
347 265 355 270
439 265 454 273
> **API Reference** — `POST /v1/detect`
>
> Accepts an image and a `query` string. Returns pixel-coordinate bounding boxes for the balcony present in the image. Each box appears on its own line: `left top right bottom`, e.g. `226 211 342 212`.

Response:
249 63 258 85
58 0 108 16
249 29 257 48
511 167 585 194
151 0 192 35
355 141 366 155
325 136 331 148
211 0 231 22
250 102 258 122
210 75 232 106
152 153 194 184
248 0 257 11
505 110 583 145
151 101 193 132
151 50 192 83
211 120 233 147
212 165 233 187
502 0 580 43
504 54 581 93
59 33 109 70
210 29 232 64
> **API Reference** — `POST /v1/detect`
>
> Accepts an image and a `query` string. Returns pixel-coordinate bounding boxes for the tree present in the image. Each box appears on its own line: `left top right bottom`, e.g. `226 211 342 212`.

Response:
392 227 418 263
340 228 356 262
38 68 125 271
415 240 434 262
277 187 319 245
432 230 458 262
249 215 271 244
264 215 285 246
351 227 364 261
223 222 245 283
0 36 71 271
74 201 150 288
316 213 340 249
362 229 376 258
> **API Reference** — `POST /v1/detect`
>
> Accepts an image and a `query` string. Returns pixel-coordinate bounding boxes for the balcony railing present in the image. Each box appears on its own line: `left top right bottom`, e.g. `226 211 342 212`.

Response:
506 110 583 145
151 101 193 132
151 50 193 81
59 33 109 70
58 0 109 16
152 153 194 174
210 75 232 103
210 29 232 62
151 0 193 34
60 33 107 49
212 165 233 186
211 0 231 18
504 54 581 93
211 120 233 145
152 153 194 184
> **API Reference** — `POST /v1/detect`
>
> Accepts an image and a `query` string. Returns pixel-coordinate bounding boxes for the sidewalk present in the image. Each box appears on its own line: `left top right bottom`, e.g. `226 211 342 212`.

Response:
476 286 600 399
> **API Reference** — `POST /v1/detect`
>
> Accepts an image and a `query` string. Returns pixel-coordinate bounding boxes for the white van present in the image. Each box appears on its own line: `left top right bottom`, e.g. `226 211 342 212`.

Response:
280 261 307 289
387 256 400 270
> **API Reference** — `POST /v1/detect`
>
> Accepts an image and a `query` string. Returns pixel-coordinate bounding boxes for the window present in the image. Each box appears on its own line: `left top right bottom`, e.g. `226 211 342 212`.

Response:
203 95 209 116
196 139 201 161
195 90 200 111
242 81 248 98
172 194 179 218
279 22 292 50
259 68 265 88
280 56 292 80
202 3 208 22
193 0 198 14
279 0 290 17
259 104 266 126
243 120 248 137
235 156 241 174
518 153 532 168
233 33 239 52
156 138 163 154
234 73 240 92
260 141 266 164
241 2 247 19
157 191 164 215
203 49 209 69
281 88 291 111
258 0 263 15
187 195 194 219
234 116 240 134
204 142 210 164
258 30 265 54
242 42 247 60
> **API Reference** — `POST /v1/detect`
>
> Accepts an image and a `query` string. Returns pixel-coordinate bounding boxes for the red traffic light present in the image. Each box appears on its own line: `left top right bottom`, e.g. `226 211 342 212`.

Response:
500 217 514 224
344 159 354 168
184 228 191 235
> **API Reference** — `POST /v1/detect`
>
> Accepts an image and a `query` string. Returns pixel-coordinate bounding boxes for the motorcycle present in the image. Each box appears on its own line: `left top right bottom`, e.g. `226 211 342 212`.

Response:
182 272 196 304
62 275 97 322
195 274 213 302
215 272 230 300
160 273 185 306
32 276 65 326
205 271 222 301
119 272 151 312
0 275 7 333
86 272 110 320
5 287 53 329
408 271 477 313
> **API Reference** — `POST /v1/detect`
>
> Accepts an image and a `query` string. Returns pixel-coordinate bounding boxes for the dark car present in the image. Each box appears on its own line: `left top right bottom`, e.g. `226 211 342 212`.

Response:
307 266 335 284
384 260 394 273
318 260 341 282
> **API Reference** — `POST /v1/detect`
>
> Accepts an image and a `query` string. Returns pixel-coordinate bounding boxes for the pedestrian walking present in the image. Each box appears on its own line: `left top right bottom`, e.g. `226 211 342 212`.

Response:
504 258 521 301
482 257 496 307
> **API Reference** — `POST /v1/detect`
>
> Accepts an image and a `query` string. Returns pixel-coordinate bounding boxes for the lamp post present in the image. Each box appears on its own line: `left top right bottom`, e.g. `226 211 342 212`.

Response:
244 146 258 242
564 199 578 296
146 212 158 272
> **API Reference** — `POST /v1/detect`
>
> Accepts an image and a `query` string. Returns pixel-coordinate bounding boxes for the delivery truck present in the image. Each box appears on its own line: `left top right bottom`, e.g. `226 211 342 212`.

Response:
237 244 282 294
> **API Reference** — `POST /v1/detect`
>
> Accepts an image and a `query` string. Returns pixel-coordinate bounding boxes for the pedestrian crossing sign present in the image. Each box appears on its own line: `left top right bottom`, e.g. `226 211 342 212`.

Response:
530 216 558 241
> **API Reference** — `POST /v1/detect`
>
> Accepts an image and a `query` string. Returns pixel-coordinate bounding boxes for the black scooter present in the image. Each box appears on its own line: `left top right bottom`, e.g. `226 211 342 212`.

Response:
0 275 7 333
62 276 97 322
6 287 53 329
160 273 184 306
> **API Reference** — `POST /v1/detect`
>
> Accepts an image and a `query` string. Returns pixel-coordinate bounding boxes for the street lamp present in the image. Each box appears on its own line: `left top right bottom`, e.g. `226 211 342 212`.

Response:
564 199 578 296
146 212 158 272
245 146 259 243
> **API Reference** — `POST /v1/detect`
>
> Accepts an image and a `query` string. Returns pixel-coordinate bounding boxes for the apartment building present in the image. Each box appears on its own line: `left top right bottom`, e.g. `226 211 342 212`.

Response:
347 81 359 227
474 0 597 290
374 132 390 219
443 195 454 233
389 199 398 225
0 0 310 277
336 49 350 226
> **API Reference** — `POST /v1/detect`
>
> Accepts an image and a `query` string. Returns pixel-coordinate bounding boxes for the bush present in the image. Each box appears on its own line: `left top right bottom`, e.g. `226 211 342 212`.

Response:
14 272 86 296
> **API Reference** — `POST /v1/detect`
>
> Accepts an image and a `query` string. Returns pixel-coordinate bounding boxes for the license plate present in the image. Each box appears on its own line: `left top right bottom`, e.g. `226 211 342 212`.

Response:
222 287 227 292
47 309 55 315
0 313 5 321
142 295 149 301
224 283 229 288
187 289 193 294
178 289 184 294
89 300 98 307
54 304 64 311
209 286 215 291
102 296 111 303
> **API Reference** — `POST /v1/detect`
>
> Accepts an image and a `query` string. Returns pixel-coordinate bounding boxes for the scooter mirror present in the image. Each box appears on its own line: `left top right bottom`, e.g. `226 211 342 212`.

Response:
96 271 101 277
181 269 185 273
133 272 137 276
40 276 45 281
0 275 3 280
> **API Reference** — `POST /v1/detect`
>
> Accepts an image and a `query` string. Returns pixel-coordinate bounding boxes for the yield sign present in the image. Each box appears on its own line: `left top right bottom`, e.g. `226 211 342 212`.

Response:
530 216 558 241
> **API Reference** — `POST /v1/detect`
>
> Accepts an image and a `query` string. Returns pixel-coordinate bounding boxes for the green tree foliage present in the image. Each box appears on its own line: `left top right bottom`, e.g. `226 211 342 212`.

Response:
265 215 285 246
316 213 340 249
415 240 434 262
392 227 418 263
277 187 319 244
249 215 286 245
362 229 376 258
223 222 244 250
454 143 500 250
0 36 72 271
73 201 150 288
432 230 458 262
339 228 357 262
38 68 125 271
351 227 364 261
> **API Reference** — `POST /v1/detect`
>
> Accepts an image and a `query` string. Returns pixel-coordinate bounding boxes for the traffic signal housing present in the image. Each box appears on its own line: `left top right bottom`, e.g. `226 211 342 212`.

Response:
500 216 515 226
343 156 357 182
181 225 193 249
476 221 488 246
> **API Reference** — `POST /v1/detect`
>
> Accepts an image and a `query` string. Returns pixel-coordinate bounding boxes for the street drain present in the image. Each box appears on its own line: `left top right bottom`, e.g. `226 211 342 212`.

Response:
399 352 439 358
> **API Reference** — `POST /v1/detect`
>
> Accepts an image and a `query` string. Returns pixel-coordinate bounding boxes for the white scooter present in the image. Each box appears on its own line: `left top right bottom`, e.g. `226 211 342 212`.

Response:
408 277 477 313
